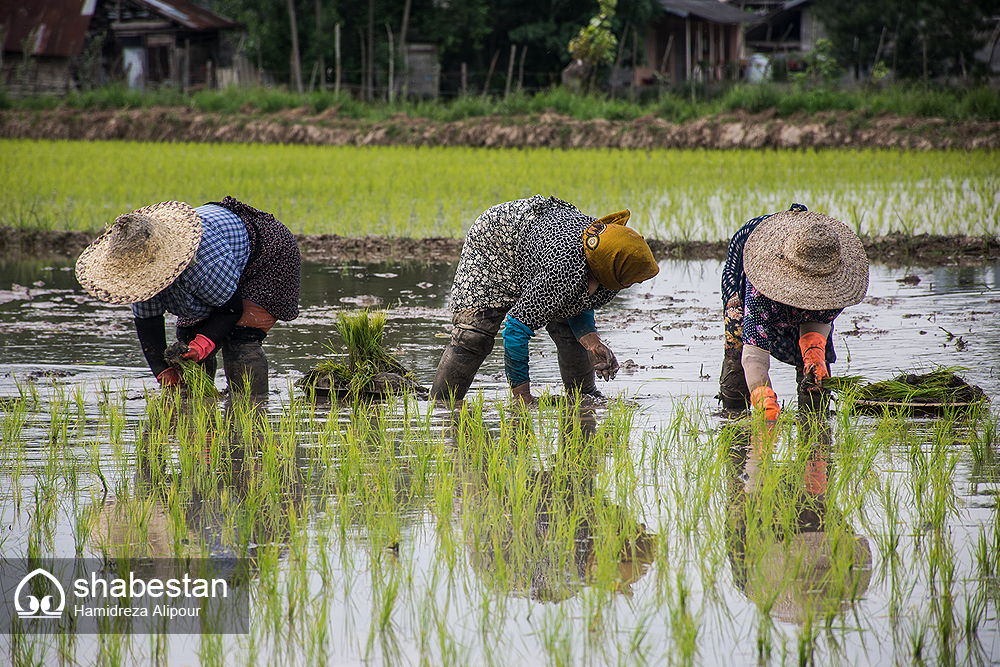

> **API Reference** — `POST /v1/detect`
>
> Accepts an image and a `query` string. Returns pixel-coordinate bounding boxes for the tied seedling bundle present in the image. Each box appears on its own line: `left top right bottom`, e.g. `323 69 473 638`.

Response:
299 309 427 398
823 366 988 415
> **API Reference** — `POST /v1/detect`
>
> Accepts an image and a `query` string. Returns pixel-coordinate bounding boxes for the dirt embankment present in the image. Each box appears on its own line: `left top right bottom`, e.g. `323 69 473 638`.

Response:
2 106 999 150
4 226 998 268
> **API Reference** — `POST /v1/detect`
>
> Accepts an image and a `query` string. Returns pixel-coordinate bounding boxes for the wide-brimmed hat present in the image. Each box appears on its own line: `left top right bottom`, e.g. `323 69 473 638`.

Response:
743 209 868 310
75 201 202 304
583 209 659 290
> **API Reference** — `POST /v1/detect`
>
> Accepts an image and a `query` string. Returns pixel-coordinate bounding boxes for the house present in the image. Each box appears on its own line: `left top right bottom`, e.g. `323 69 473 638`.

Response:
741 0 826 67
1 0 96 95
637 0 758 85
1 0 239 96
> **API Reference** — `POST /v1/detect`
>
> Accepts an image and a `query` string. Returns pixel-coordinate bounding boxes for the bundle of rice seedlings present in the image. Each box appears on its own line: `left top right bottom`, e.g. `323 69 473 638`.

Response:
823 366 987 407
301 309 422 396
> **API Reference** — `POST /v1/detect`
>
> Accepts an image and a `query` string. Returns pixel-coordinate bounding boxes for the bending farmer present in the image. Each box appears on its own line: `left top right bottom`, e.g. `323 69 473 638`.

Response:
717 204 869 418
76 197 301 395
430 195 659 404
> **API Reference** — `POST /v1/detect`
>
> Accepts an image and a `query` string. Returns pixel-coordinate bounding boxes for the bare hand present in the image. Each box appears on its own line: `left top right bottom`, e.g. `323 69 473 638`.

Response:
579 332 619 381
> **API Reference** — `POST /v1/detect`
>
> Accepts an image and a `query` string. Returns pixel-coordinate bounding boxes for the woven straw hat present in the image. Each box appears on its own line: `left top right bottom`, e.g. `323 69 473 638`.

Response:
743 209 869 310
75 201 202 304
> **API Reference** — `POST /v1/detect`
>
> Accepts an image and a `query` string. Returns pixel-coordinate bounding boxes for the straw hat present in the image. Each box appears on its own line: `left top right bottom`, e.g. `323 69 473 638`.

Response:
75 201 202 304
743 209 869 310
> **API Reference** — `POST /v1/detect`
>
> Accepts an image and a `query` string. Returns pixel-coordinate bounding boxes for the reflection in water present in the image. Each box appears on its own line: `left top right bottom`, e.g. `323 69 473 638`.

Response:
87 394 306 563
725 410 873 625
449 404 656 601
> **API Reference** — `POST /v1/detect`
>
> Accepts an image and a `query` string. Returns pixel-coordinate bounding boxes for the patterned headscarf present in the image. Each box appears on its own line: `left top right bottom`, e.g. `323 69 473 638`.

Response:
582 210 659 290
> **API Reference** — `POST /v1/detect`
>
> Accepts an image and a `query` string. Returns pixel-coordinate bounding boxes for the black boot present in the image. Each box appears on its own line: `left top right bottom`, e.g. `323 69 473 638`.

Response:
796 366 831 413
718 347 751 411
430 327 496 403
546 319 599 397
223 327 269 396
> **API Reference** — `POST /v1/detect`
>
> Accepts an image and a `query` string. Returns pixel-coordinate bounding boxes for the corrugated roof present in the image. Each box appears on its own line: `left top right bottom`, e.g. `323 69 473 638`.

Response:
1 0 94 57
0 0 238 56
134 0 238 31
659 0 757 24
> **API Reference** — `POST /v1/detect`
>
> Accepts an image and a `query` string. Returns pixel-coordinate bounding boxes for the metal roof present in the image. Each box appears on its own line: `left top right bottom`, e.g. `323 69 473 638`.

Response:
133 0 238 31
659 0 758 24
1 0 95 57
1 0 238 56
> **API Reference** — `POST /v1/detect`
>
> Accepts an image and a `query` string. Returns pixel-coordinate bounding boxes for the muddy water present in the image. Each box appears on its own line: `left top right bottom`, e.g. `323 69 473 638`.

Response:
2 258 998 406
1 257 999 666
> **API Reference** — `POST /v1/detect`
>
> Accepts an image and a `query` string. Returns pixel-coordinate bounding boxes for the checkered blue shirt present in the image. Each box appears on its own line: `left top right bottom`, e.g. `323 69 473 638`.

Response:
132 204 250 321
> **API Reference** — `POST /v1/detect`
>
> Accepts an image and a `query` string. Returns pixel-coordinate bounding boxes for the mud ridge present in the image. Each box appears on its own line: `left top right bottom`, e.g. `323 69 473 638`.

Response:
3 227 997 268
2 107 999 150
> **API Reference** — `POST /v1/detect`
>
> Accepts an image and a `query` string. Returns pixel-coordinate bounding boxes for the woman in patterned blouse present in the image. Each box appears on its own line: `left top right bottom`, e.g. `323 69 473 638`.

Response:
76 197 301 395
718 204 869 423
430 195 659 404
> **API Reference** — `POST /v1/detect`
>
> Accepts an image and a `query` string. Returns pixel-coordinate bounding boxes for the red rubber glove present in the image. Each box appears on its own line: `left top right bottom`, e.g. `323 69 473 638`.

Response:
799 331 828 387
180 334 216 362
750 385 781 421
157 367 182 387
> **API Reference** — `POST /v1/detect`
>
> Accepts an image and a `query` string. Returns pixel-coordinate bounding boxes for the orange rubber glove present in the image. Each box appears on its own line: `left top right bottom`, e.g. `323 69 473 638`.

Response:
180 334 216 362
157 367 182 387
750 385 780 421
798 331 829 386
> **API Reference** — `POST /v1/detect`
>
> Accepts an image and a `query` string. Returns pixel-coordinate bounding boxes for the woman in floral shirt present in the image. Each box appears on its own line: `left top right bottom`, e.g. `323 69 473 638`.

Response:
718 204 869 421
430 195 659 404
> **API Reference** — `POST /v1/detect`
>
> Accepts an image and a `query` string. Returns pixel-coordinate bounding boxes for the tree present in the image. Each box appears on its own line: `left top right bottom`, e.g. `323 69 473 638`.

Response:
567 0 618 85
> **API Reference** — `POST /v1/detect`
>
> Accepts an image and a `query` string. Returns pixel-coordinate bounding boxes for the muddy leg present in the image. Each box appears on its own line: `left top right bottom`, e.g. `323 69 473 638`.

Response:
796 366 831 413
223 326 268 396
718 295 751 411
546 319 599 397
430 309 504 404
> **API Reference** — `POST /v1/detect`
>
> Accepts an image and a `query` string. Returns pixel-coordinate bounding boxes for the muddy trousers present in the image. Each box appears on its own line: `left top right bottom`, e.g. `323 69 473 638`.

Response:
429 309 598 403
719 295 752 410
178 325 269 395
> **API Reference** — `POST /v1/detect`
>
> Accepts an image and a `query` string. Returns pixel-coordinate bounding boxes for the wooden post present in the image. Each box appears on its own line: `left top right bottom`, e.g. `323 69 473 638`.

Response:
385 23 394 103
366 0 375 100
630 28 637 100
517 45 527 92
334 23 341 95
358 28 366 99
482 50 499 97
611 21 629 98
315 0 325 91
504 44 516 98
461 61 467 96
399 0 412 99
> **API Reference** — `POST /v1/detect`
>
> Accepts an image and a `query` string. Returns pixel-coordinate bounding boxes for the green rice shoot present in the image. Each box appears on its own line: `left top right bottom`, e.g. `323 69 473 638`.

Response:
309 309 410 394
823 366 987 405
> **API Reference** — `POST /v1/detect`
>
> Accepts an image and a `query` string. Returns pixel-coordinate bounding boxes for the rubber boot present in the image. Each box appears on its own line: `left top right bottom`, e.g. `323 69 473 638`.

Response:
223 327 269 396
718 347 751 411
429 327 496 403
546 319 599 397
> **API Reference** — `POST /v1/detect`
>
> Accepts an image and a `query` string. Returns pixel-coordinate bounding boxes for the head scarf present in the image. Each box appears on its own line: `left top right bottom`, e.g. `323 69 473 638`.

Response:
583 210 659 290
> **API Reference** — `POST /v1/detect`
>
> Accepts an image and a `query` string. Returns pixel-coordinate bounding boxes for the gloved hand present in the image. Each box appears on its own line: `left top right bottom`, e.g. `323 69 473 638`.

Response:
157 367 182 387
579 332 619 381
798 331 828 388
750 385 781 421
180 334 216 362
511 381 535 405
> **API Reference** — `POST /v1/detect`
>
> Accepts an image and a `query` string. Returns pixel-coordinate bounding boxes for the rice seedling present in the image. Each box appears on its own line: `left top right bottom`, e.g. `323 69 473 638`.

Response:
3 139 997 241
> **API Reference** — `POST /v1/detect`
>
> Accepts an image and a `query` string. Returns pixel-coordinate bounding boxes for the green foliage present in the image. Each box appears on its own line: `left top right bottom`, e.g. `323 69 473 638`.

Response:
568 0 619 68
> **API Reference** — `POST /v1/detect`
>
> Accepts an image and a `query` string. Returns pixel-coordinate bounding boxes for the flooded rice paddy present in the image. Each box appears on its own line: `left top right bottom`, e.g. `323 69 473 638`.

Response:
1 257 998 666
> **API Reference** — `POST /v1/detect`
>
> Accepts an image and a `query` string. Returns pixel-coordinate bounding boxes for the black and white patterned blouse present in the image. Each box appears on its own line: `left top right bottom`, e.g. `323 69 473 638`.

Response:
449 195 618 330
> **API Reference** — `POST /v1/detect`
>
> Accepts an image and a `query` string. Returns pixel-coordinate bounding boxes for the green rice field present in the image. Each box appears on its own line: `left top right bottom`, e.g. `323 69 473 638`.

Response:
1 139 996 239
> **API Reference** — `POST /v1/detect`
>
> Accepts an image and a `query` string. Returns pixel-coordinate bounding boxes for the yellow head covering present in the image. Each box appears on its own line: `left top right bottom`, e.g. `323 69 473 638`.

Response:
583 210 659 290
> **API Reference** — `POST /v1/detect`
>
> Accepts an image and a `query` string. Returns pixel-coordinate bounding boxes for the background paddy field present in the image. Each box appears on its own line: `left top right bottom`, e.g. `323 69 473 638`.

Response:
2 139 997 240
